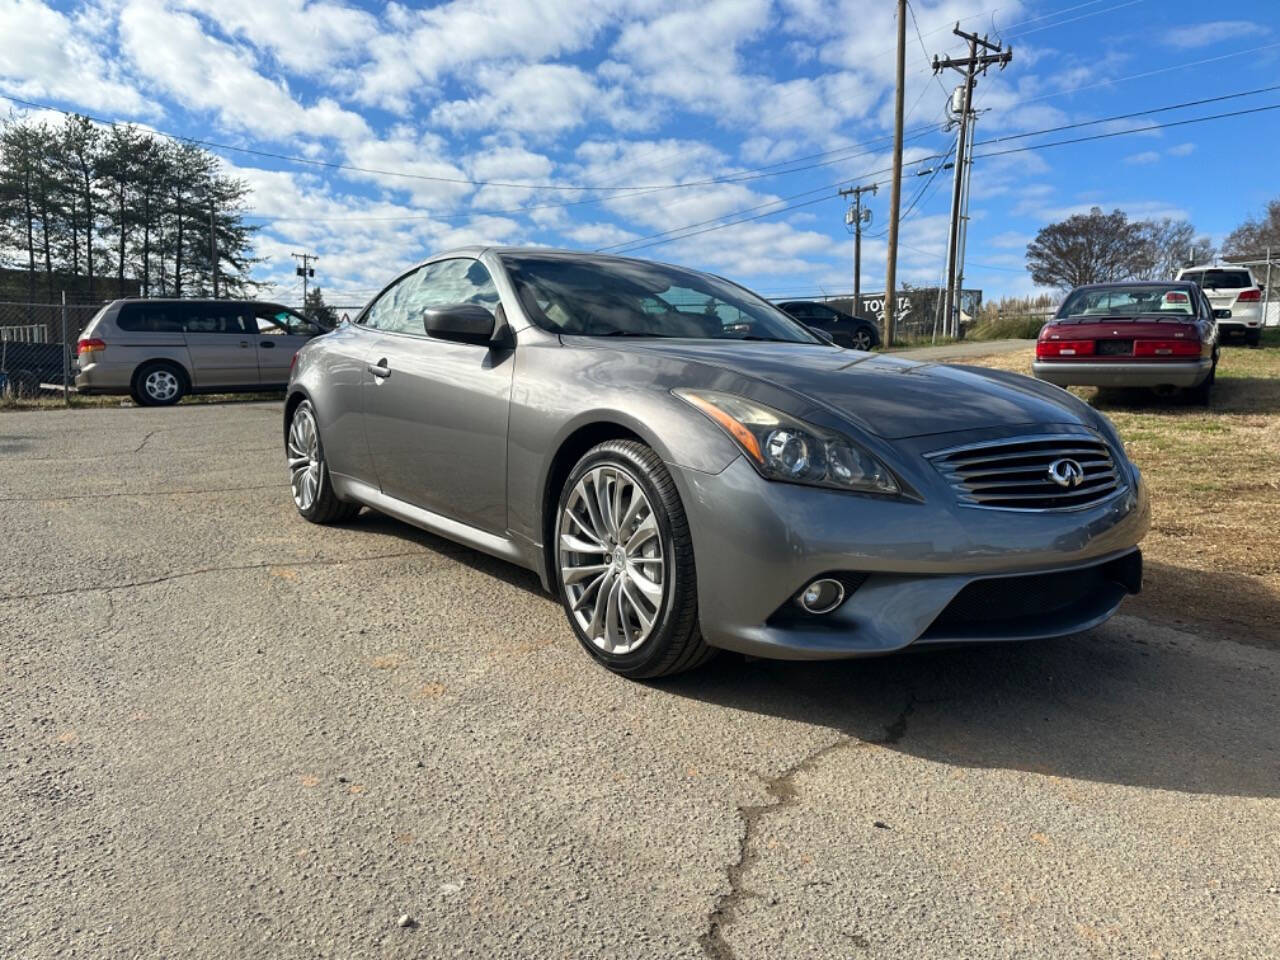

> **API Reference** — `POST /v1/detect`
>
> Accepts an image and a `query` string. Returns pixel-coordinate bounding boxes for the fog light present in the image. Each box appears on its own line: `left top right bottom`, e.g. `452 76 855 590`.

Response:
795 578 846 615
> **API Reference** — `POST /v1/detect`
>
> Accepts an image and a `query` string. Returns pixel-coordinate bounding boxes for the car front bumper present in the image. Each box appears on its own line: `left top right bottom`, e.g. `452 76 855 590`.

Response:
668 429 1150 660
1033 359 1211 388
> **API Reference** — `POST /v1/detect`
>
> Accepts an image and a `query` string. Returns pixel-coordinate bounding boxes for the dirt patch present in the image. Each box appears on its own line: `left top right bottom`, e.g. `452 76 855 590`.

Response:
959 331 1280 647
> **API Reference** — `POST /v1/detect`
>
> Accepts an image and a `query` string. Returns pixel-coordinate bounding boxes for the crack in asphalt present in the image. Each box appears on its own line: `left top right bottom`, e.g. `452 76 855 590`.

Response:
699 687 917 960
0 483 281 503
0 551 430 603
132 430 156 454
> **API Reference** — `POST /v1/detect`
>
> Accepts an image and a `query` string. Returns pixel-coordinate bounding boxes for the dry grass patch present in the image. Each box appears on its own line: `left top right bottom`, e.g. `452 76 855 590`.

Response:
956 331 1280 647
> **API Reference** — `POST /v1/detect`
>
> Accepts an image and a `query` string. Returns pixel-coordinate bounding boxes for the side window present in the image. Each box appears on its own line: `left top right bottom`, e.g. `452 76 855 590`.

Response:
118 304 183 332
417 258 501 312
184 304 250 335
255 308 316 336
363 259 500 336
363 267 426 334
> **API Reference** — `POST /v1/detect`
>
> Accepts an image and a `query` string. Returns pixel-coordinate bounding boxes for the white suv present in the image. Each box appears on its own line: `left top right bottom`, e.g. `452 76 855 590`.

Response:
1175 264 1264 346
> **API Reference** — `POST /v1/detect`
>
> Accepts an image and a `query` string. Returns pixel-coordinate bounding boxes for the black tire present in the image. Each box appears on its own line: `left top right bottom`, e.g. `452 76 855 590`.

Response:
133 361 187 406
850 326 878 351
1245 330 1261 348
286 399 361 524
554 440 714 679
1188 354 1216 406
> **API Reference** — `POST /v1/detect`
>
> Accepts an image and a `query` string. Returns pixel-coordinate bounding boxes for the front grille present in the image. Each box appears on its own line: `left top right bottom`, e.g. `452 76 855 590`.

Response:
927 434 1123 511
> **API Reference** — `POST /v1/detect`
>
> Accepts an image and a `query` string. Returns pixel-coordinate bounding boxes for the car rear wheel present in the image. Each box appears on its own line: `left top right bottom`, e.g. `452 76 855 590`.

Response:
134 362 186 406
1245 330 1261 348
555 440 713 678
286 399 361 524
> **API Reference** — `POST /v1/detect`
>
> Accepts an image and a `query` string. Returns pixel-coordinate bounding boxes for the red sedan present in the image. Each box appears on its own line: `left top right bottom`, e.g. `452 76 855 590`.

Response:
1032 281 1219 405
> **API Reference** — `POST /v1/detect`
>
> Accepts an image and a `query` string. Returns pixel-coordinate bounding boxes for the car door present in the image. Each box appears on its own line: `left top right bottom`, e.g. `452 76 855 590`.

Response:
181 303 256 388
360 258 514 534
253 306 321 386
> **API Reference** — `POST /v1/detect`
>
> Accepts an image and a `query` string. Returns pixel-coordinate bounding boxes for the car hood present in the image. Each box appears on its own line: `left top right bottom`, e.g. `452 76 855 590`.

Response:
612 340 1092 440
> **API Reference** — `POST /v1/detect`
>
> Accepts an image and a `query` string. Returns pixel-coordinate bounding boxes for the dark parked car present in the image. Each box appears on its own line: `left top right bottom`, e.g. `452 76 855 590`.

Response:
284 248 1148 679
778 300 881 350
1033 281 1219 405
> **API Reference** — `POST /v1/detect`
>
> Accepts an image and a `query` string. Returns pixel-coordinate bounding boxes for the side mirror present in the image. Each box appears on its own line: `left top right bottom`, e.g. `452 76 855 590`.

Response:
805 324 837 345
423 303 496 345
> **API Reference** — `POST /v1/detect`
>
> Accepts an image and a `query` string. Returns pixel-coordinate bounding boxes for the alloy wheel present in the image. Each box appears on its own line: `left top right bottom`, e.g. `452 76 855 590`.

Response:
852 329 874 351
558 465 666 655
144 369 180 402
287 406 322 511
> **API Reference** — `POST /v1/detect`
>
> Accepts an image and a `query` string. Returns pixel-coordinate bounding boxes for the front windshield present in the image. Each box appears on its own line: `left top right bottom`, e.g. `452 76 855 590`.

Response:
1058 285 1198 319
501 254 820 343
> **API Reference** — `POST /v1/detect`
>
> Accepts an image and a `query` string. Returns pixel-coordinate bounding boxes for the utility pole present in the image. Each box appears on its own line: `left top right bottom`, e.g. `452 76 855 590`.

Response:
209 199 218 299
839 182 877 314
291 252 317 307
934 24 1012 338
883 0 907 348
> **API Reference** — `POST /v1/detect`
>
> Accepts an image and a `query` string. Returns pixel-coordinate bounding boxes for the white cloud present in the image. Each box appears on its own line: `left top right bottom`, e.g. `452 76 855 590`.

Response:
353 0 636 109
174 0 379 77
0 0 153 114
1167 142 1196 157
430 63 646 140
1124 150 1160 166
1163 20 1267 50
118 0 370 142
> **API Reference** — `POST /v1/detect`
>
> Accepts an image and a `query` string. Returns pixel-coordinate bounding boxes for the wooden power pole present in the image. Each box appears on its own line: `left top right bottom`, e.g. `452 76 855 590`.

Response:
839 182 877 315
291 252 318 307
934 25 1012 337
883 0 907 348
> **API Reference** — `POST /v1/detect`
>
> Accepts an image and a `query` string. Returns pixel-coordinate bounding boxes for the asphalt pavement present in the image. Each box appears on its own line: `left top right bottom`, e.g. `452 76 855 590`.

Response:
1 402 1276 959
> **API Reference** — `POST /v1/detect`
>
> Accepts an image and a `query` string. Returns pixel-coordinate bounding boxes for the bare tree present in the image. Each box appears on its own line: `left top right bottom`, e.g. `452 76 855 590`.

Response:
1137 218 1215 279
1222 199 1280 257
1026 207 1153 290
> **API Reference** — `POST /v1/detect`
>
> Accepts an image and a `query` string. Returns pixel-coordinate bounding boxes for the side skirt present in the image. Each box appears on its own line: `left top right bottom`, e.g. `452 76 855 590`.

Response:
333 476 530 569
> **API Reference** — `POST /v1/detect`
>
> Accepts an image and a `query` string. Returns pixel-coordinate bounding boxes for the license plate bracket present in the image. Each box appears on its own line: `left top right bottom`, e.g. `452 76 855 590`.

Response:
1096 339 1133 356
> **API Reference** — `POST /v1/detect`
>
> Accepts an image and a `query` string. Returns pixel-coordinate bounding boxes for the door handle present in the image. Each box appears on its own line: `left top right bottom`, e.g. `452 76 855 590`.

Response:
238 340 249 348
367 359 391 379
260 340 276 349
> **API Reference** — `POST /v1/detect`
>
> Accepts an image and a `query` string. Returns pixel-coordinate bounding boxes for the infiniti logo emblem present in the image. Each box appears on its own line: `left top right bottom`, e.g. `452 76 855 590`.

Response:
1047 458 1085 488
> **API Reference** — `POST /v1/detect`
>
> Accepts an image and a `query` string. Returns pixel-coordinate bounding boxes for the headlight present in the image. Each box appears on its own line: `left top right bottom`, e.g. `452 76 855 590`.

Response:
674 389 900 495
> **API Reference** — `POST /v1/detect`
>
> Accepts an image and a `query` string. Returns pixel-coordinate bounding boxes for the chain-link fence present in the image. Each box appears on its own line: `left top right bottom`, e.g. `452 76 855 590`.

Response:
0 299 105 400
768 287 983 344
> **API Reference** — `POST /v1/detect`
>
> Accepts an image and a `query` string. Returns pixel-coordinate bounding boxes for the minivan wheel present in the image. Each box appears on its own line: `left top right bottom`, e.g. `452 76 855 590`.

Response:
134 362 186 406
555 440 714 678
286 399 360 524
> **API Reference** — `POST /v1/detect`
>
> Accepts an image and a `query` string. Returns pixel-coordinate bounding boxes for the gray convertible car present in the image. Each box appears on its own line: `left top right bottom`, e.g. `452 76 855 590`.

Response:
284 248 1149 677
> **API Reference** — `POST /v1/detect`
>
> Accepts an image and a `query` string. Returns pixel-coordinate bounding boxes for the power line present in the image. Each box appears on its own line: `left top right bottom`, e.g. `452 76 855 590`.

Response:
974 101 1280 160
608 100 1280 255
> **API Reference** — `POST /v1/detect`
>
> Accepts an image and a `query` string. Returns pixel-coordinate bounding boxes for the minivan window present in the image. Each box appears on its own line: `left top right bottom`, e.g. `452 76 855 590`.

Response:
117 303 184 333
183 304 253 335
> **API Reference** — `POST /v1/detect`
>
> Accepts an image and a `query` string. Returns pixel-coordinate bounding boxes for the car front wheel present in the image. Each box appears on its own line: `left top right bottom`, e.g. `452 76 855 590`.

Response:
850 327 876 351
555 440 713 678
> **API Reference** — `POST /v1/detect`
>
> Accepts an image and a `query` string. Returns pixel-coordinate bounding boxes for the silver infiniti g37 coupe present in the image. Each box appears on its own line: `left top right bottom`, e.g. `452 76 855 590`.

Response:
284 248 1149 678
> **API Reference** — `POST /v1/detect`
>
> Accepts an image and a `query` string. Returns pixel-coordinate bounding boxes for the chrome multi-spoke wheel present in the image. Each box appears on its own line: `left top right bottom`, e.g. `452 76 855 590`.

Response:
558 464 666 655
284 400 360 524
287 406 322 511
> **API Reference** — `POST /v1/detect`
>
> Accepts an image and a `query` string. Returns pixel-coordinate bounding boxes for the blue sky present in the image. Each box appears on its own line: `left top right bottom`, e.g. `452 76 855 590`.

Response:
1 0 1277 307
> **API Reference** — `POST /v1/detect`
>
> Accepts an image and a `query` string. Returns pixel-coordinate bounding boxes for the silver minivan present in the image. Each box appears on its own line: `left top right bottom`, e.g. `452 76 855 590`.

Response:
76 299 327 405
